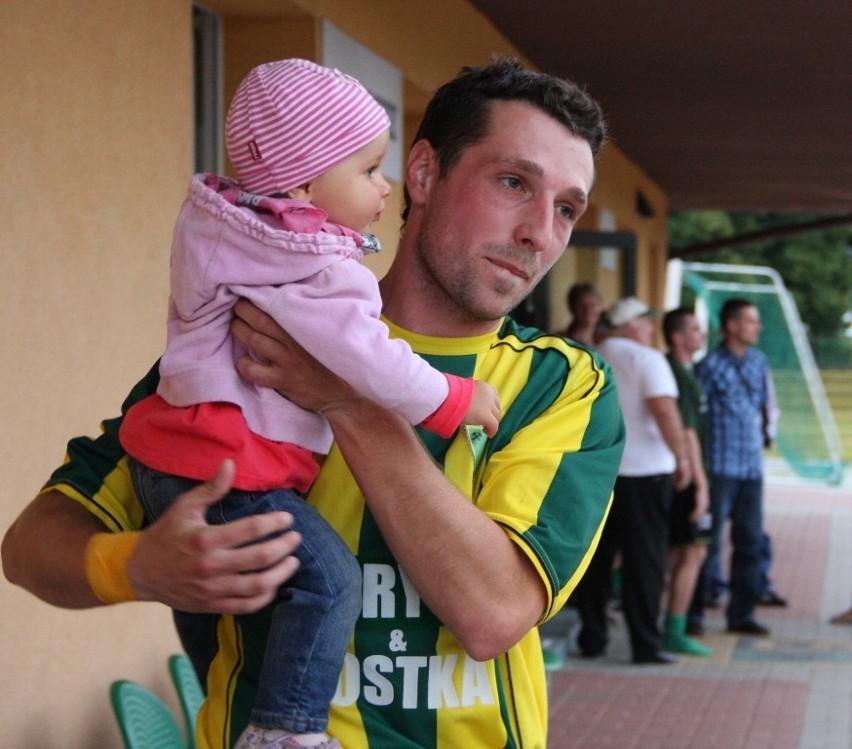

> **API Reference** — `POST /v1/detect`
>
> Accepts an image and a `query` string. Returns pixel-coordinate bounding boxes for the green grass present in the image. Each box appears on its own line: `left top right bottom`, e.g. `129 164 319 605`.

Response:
821 370 852 464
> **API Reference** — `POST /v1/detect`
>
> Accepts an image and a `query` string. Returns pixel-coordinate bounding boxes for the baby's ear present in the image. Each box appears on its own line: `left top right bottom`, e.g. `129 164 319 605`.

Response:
286 183 312 201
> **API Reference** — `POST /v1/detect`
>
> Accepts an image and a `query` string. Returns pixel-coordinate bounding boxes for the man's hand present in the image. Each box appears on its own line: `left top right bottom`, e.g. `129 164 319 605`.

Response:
673 459 693 492
230 299 359 416
685 429 709 522
689 480 710 523
128 460 302 614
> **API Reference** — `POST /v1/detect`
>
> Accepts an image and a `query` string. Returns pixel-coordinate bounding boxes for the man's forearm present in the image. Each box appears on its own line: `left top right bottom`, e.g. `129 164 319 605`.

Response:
2 492 104 608
685 429 707 489
647 395 692 489
647 396 688 463
322 395 546 661
3 468 303 615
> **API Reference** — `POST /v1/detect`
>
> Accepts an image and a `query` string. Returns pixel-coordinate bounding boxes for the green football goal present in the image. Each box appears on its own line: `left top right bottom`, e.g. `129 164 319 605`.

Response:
667 261 844 485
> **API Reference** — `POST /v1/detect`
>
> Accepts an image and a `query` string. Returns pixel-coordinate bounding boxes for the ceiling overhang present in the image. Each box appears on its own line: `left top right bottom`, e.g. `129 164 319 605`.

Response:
468 0 852 212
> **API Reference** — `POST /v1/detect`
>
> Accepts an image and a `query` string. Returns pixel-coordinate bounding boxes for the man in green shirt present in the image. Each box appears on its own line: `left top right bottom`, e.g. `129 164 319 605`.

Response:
661 308 713 655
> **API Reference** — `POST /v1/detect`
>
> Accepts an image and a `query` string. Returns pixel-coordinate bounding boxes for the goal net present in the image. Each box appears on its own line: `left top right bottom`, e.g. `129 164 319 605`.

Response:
667 261 844 485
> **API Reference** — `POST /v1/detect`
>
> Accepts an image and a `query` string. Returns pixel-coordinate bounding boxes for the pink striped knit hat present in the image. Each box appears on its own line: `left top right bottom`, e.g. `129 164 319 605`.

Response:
225 59 390 196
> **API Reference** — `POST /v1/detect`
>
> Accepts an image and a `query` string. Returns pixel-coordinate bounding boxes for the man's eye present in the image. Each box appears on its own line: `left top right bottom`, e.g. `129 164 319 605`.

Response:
557 205 575 219
501 176 522 190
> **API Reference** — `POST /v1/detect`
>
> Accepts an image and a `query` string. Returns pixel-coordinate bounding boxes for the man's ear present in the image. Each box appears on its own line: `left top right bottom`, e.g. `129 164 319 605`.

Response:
405 139 438 206
287 183 311 201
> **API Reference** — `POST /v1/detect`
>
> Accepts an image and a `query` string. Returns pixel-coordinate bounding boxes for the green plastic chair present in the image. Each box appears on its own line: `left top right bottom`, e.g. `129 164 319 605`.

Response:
167 654 205 749
541 636 567 696
110 680 187 749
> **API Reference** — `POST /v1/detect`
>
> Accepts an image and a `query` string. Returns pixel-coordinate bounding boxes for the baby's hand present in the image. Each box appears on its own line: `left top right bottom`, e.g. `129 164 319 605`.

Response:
463 380 501 437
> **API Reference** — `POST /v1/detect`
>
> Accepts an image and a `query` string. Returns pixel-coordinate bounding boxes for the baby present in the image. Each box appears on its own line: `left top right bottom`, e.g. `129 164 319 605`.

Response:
119 59 500 749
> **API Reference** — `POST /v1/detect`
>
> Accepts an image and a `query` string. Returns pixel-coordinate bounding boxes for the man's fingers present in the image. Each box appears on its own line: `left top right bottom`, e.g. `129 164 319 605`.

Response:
230 314 296 388
209 519 302 572
232 300 291 349
233 350 277 391
199 560 302 614
233 298 272 332
183 540 302 614
166 459 301 568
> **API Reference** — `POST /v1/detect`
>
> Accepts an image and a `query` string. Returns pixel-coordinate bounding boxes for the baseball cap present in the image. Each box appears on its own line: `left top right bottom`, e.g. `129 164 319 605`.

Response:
606 297 660 327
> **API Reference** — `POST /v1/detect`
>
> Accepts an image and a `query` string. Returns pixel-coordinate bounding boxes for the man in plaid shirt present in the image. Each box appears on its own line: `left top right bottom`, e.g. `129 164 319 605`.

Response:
694 298 773 636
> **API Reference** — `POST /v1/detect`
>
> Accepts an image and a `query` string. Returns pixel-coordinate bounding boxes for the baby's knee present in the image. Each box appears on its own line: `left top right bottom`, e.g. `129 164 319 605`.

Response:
328 549 362 617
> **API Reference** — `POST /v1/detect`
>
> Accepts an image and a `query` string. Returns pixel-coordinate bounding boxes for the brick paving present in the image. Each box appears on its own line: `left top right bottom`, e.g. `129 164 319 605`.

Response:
545 478 852 749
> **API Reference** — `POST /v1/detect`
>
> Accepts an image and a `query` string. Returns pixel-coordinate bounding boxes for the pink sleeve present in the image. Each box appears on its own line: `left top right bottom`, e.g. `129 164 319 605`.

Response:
235 259 452 426
419 374 475 438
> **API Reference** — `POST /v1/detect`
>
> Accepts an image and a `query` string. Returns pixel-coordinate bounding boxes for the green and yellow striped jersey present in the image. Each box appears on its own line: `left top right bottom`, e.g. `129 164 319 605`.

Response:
45 316 624 749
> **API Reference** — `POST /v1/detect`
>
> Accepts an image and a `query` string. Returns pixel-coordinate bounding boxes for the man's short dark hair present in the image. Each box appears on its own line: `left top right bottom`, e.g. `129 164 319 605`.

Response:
720 298 756 329
662 307 695 348
402 57 607 221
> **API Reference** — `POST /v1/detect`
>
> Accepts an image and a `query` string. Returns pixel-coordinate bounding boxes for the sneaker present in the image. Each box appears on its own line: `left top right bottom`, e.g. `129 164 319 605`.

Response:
685 621 704 636
829 608 852 625
662 632 714 656
705 591 722 608
281 739 341 749
236 727 341 749
633 650 678 665
758 590 788 607
727 620 770 636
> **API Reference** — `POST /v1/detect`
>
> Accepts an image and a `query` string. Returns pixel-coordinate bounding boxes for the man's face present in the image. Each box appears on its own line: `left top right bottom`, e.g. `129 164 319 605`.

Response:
575 292 602 325
727 305 762 347
410 100 595 323
680 313 705 354
627 315 655 347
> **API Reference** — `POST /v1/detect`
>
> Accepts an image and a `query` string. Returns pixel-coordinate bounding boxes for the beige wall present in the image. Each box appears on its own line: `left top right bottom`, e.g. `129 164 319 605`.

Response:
1 2 194 746
1 1 667 746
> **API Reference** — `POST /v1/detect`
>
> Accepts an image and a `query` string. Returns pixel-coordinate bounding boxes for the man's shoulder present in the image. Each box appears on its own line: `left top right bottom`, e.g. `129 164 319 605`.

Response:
600 335 661 365
597 334 633 358
696 345 726 370
746 347 769 366
665 352 690 378
496 320 618 410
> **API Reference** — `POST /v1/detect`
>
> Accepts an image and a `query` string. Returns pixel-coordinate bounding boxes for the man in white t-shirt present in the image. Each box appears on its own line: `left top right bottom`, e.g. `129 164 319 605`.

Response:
574 297 692 663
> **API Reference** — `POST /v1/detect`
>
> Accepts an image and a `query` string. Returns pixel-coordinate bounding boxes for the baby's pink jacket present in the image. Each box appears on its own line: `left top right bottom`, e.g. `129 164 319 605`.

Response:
157 174 459 454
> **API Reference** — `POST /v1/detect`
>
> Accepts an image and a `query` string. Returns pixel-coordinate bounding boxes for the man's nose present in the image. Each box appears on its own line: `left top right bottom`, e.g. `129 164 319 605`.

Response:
513 200 553 252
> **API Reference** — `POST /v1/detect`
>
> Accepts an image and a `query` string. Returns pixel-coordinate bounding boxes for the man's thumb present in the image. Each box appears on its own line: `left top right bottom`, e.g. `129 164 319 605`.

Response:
195 459 236 508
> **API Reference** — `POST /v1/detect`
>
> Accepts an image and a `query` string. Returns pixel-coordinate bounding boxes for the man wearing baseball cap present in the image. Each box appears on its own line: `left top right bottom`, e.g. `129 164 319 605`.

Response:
575 297 693 663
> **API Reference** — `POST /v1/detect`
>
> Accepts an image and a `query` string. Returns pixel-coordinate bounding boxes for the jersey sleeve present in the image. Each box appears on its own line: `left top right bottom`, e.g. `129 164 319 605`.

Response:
40 362 160 531
474 345 625 622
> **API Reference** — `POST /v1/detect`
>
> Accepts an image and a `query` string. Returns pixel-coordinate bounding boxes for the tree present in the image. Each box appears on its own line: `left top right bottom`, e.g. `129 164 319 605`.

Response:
668 211 852 337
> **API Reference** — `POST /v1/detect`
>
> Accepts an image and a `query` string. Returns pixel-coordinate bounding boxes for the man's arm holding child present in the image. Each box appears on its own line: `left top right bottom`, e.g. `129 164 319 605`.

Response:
232 301 544 661
3 460 301 613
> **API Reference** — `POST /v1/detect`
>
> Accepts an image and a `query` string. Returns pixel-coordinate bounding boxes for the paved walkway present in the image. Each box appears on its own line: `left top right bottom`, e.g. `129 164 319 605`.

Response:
544 476 852 749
